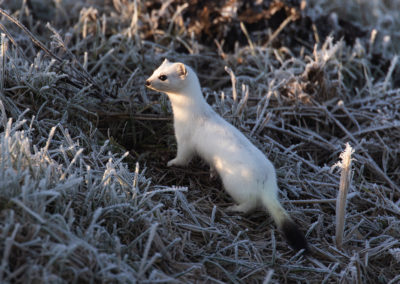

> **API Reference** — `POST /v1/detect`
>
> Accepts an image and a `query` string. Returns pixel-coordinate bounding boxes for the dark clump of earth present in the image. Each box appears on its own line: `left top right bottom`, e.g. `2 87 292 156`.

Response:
144 0 367 53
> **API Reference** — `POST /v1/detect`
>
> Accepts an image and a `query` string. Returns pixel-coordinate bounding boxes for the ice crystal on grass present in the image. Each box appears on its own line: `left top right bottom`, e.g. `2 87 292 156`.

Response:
0 0 399 283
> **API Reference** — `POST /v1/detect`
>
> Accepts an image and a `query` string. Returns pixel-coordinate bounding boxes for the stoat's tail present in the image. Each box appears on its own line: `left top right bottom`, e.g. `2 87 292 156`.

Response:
261 194 308 252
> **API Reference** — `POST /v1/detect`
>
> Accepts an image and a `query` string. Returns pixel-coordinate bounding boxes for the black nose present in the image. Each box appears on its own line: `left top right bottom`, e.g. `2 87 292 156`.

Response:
145 80 150 86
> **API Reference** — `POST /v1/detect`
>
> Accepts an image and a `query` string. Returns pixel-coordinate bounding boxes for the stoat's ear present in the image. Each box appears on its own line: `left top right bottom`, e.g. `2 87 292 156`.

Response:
177 63 187 79
162 58 169 65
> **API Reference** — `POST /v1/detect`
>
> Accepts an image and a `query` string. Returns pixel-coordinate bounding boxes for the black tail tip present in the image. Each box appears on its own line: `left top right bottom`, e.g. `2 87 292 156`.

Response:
281 219 309 253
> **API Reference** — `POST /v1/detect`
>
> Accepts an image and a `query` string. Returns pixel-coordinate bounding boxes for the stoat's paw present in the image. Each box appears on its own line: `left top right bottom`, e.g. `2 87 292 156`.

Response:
167 159 177 167
209 168 218 180
226 202 255 215
226 204 243 213
167 158 184 167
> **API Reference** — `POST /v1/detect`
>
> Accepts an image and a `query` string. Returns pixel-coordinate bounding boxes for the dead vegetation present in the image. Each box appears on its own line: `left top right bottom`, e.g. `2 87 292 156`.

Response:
0 0 399 283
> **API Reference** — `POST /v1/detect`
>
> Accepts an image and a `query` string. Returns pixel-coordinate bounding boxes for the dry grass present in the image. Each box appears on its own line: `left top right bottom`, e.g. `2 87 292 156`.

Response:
0 0 399 283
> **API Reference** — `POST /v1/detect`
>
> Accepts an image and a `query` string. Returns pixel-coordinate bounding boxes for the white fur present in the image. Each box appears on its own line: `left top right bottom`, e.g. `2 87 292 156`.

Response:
146 59 291 228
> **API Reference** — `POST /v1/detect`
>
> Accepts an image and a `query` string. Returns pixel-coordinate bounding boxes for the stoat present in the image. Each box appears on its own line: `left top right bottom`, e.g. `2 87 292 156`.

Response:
145 59 308 252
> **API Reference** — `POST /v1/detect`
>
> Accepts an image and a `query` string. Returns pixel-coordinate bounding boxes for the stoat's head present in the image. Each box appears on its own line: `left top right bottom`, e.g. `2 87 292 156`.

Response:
145 59 199 96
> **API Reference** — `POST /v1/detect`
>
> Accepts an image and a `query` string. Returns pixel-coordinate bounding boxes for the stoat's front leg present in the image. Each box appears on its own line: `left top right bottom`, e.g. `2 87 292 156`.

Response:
167 140 194 167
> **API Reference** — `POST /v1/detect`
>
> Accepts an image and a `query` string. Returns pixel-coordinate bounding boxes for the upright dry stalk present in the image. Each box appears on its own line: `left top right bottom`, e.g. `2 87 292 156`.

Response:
0 33 7 93
224 66 238 110
335 143 354 249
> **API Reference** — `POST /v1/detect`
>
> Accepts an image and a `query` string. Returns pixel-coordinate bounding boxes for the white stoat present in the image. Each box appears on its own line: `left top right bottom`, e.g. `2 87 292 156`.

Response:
145 59 308 252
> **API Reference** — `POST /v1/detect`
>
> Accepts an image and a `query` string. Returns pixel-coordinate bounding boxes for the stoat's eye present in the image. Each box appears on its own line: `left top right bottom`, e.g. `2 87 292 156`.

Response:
158 75 167 81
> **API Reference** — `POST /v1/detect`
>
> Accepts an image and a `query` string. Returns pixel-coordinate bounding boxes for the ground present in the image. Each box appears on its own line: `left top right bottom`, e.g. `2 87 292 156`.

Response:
0 0 399 283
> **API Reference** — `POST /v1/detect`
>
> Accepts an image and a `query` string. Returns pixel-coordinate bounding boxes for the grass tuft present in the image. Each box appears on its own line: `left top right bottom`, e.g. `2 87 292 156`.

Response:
0 0 399 282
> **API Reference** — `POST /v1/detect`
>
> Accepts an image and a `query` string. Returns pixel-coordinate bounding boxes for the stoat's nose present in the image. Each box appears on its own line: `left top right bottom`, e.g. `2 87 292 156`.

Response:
145 80 151 87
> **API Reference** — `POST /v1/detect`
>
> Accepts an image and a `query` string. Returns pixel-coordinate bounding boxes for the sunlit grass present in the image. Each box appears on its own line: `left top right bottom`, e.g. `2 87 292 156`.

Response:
0 1 399 282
